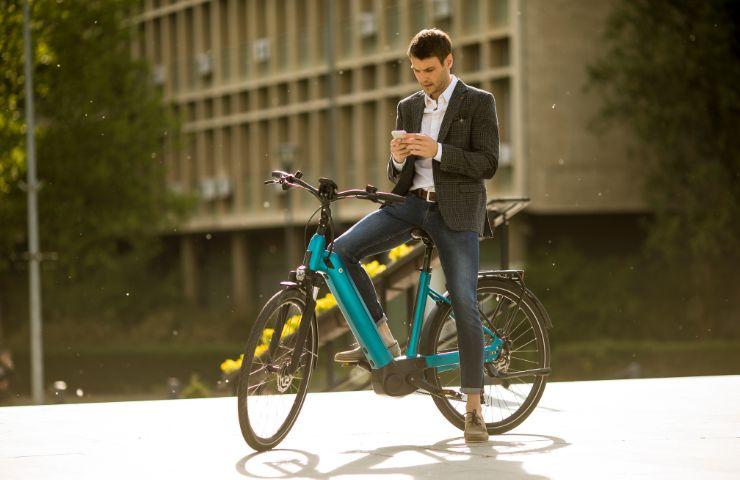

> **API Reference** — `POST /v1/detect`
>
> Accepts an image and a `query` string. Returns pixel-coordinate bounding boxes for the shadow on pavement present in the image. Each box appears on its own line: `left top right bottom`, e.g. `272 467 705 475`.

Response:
235 433 568 479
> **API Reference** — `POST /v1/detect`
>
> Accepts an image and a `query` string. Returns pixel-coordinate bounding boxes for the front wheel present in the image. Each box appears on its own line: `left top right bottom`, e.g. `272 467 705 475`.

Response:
421 276 551 434
237 287 318 451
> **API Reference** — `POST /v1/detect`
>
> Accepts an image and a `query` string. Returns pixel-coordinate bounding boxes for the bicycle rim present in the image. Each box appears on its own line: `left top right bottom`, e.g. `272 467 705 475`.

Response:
237 288 317 450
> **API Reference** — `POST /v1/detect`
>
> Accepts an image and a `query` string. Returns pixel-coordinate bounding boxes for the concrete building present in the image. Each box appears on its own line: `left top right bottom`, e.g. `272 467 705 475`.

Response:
133 0 643 313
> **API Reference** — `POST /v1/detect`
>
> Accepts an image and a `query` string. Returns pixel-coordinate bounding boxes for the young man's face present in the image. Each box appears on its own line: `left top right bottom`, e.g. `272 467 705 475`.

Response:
410 53 453 99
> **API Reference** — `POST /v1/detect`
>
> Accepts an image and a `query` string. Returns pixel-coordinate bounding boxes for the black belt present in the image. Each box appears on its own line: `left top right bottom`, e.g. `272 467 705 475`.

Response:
409 188 437 202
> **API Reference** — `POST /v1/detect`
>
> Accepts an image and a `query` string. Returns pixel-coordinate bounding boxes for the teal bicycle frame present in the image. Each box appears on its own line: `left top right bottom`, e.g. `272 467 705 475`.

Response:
306 232 505 372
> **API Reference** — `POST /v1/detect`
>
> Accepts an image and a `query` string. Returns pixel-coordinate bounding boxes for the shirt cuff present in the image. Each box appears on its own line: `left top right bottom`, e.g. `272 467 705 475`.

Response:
433 142 443 162
392 158 406 171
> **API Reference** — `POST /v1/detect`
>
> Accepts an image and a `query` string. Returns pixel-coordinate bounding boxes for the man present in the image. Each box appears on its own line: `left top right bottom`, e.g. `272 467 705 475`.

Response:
331 28 498 442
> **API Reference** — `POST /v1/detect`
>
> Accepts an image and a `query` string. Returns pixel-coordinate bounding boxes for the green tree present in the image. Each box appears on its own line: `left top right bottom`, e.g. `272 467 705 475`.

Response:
0 0 191 330
588 0 740 336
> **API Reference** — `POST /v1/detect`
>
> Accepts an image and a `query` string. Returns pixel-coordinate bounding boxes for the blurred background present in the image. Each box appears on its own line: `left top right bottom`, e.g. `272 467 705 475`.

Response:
1 0 738 405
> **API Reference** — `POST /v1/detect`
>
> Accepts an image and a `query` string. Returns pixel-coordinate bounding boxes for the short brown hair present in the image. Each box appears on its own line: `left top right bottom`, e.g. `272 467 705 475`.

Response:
407 29 452 65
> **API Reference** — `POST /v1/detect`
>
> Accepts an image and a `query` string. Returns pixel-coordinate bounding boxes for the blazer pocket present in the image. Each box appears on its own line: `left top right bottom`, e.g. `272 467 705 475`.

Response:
450 117 469 128
447 117 470 142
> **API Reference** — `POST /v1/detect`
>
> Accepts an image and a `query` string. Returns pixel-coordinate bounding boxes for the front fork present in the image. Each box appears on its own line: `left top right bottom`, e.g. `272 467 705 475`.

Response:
285 276 319 375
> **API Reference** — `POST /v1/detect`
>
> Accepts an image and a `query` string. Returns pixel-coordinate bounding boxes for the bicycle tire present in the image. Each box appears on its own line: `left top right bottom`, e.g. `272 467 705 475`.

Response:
421 276 550 434
237 287 318 451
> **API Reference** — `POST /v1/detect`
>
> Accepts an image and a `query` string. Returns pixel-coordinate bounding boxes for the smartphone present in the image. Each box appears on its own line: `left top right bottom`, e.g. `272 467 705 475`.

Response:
391 130 407 139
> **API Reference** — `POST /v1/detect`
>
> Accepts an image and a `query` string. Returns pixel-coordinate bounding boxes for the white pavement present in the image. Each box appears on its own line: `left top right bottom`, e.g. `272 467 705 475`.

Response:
1 375 739 480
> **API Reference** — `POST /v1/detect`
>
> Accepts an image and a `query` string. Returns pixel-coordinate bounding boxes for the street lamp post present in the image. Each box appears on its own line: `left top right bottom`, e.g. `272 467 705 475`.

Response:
23 0 44 405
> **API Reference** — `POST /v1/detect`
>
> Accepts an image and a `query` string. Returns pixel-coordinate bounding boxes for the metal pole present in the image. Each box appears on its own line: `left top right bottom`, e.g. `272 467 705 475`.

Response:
500 213 509 270
325 0 337 181
23 0 44 405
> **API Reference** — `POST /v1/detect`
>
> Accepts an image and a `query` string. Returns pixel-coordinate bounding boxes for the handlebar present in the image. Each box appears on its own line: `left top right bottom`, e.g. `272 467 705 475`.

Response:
266 170 405 206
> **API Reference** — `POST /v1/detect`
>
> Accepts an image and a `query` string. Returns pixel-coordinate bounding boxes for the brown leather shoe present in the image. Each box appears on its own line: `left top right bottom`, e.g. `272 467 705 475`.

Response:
464 410 489 443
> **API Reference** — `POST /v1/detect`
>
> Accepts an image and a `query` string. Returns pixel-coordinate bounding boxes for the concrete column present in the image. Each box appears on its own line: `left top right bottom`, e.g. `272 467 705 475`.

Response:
176 9 188 93
181 235 199 303
213 101 225 216
193 4 205 90
160 14 172 98
211 0 223 84
285 0 298 68
248 120 262 210
350 0 361 56
228 0 240 82
374 0 388 52
398 0 410 44
306 0 318 66
246 0 258 77
144 18 155 61
375 97 389 187
479 0 491 70
231 124 244 212
452 0 464 36
231 232 253 314
307 110 320 182
511 0 526 197
195 101 207 215
352 103 365 188
268 117 280 176
266 0 278 74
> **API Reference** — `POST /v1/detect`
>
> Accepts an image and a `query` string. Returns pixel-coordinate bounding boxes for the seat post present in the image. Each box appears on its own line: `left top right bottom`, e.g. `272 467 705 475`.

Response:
421 244 434 273
410 228 435 273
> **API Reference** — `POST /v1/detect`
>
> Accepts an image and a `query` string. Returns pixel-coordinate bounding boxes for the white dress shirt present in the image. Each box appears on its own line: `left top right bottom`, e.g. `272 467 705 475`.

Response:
392 74 459 192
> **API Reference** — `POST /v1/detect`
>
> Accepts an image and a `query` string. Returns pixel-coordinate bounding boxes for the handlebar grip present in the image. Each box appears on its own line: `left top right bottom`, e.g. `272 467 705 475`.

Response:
377 192 405 204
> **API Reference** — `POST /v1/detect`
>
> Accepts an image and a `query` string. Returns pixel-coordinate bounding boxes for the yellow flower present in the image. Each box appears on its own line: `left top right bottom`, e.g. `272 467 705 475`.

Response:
287 314 301 328
254 344 268 358
220 353 244 374
388 243 412 262
281 322 296 337
315 293 337 313
361 260 386 277
261 328 274 345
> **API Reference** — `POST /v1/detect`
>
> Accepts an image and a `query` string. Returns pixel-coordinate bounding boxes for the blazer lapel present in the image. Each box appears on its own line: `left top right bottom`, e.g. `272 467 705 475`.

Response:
410 93 425 134
437 80 469 142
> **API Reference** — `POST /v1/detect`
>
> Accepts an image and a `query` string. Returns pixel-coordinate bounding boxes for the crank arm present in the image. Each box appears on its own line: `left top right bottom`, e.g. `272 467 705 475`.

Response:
407 374 467 402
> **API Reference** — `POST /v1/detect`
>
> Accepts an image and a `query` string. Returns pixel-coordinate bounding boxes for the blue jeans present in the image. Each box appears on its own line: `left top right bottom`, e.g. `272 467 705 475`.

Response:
332 195 483 393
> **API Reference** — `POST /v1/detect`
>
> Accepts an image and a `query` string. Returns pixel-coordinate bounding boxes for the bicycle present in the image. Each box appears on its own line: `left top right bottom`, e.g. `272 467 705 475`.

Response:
237 170 553 451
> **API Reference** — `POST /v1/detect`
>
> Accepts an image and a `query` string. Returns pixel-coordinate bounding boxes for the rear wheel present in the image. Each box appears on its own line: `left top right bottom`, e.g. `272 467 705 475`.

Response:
237 287 318 451
422 276 550 434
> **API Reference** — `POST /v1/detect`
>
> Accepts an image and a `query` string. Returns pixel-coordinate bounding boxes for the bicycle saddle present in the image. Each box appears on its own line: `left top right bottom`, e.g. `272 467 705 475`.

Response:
410 228 434 246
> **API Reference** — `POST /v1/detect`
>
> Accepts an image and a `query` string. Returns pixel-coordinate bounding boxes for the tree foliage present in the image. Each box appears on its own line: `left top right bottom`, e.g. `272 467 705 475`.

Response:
0 0 191 326
587 0 740 335
588 0 740 265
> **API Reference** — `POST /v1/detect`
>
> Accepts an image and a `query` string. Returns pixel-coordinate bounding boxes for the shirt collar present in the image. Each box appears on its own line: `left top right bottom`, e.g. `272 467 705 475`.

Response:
423 74 458 110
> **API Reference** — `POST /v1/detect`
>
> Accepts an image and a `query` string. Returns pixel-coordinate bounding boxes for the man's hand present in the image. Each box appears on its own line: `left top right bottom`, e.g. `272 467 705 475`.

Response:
390 137 411 162
403 133 438 159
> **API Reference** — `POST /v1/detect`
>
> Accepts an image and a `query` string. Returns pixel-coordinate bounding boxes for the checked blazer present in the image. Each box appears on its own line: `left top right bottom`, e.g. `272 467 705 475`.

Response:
386 79 499 237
